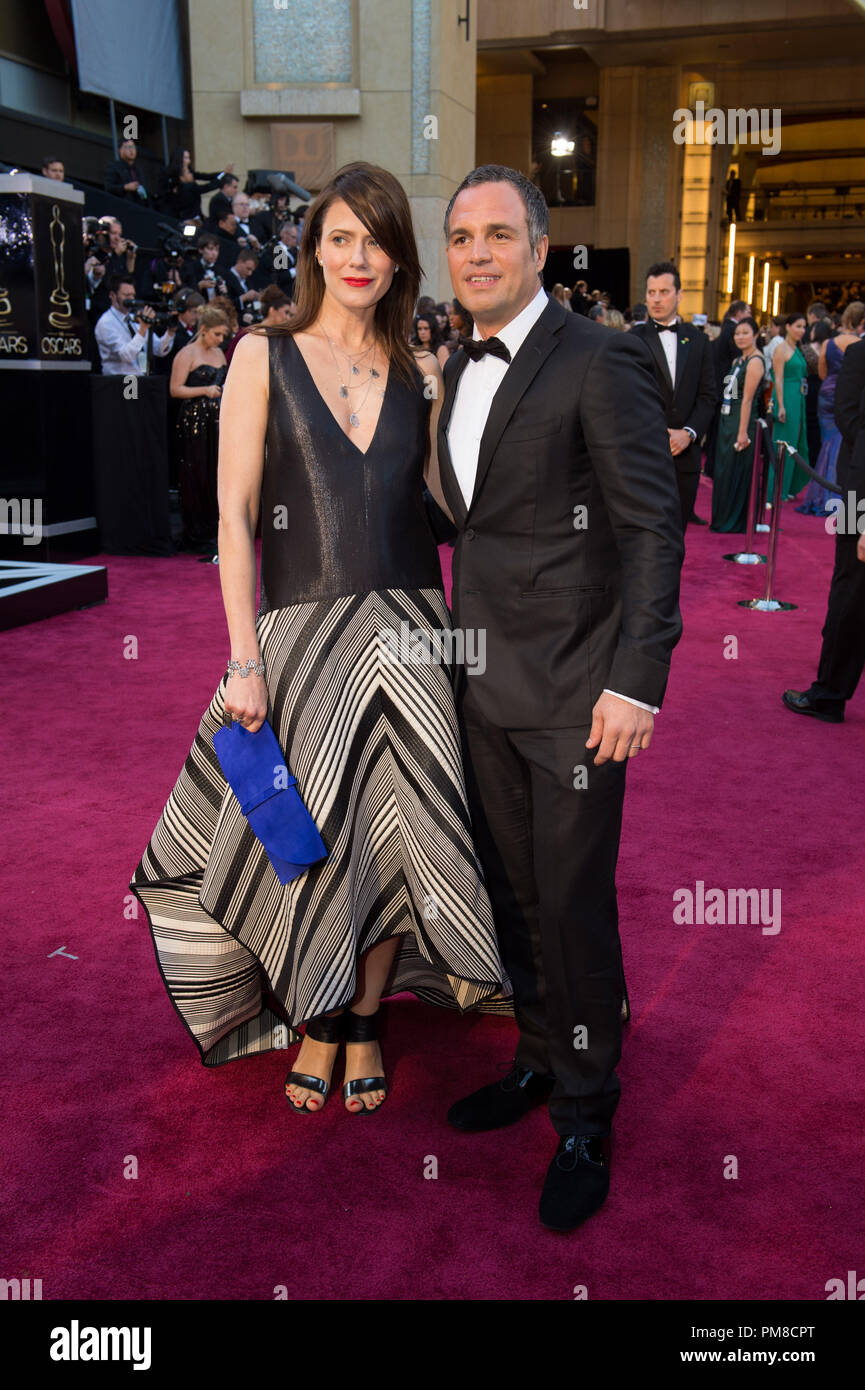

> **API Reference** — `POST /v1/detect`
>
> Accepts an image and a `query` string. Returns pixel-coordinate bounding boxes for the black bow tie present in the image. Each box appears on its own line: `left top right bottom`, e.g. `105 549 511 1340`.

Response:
458 333 511 364
654 320 678 333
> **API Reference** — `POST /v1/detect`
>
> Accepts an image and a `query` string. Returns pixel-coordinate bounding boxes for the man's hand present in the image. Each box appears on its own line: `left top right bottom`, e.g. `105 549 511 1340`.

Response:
124 180 139 193
586 692 654 765
668 427 691 457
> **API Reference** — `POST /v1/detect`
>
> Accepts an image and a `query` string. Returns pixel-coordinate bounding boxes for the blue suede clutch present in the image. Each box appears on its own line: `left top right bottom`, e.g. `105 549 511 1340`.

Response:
212 716 327 885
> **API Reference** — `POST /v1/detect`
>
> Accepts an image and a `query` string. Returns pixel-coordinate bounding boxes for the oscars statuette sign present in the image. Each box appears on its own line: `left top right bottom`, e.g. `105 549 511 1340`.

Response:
48 203 72 330
0 173 87 369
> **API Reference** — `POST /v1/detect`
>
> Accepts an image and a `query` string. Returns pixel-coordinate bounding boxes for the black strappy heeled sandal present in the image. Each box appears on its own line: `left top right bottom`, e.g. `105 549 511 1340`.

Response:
284 1010 344 1114
342 1008 388 1115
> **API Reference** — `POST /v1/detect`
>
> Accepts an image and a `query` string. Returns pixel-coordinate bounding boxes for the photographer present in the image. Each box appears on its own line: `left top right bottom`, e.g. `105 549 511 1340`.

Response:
104 219 139 288
104 138 150 205
259 218 298 293
151 288 206 378
180 235 227 301
249 188 289 243
225 249 260 317
94 274 175 374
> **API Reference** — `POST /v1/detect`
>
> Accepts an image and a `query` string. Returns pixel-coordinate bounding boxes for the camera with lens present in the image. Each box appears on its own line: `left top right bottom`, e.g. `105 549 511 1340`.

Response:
83 216 112 264
126 292 176 336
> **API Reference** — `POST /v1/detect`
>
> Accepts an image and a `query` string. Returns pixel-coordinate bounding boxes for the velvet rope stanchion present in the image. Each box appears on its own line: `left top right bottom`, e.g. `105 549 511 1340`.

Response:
723 417 769 565
738 441 798 612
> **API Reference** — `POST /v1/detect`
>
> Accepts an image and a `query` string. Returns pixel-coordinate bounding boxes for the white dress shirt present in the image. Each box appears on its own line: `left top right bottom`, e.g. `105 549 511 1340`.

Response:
653 314 679 385
94 305 171 375
447 285 658 716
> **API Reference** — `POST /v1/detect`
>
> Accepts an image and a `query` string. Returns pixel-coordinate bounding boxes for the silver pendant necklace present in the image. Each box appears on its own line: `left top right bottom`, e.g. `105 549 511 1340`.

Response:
320 331 382 429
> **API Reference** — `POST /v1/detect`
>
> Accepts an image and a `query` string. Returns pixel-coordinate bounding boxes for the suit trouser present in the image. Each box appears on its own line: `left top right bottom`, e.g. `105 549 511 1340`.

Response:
677 467 702 531
457 679 628 1136
811 531 865 706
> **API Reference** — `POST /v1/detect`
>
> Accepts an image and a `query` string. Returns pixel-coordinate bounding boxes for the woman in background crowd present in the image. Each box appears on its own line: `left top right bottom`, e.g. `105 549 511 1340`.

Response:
797 301 865 516
770 312 811 500
411 311 449 368
158 149 233 223
444 297 473 355
170 303 230 558
711 316 764 533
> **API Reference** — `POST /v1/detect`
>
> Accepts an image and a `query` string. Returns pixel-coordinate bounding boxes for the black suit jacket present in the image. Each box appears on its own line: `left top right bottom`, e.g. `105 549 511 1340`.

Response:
104 159 149 204
629 318 717 475
834 338 865 493
437 295 684 729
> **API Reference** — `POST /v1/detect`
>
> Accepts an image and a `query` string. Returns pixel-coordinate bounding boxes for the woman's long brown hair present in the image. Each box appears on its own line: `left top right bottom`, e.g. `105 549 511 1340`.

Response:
257 161 424 387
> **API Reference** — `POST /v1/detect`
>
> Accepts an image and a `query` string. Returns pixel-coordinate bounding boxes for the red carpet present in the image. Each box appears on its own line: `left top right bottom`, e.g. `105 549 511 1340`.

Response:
4 476 863 1300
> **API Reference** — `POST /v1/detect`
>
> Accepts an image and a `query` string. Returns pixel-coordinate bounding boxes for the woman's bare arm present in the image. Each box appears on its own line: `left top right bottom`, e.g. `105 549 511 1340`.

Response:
216 329 270 728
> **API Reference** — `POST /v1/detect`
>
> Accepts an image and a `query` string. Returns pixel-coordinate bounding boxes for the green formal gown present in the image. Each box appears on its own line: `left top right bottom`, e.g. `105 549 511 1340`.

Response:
769 345 810 499
711 352 763 533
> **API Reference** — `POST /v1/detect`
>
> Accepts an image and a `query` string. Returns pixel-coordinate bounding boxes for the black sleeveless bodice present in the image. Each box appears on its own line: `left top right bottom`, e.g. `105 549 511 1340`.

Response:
258 333 443 612
184 363 226 387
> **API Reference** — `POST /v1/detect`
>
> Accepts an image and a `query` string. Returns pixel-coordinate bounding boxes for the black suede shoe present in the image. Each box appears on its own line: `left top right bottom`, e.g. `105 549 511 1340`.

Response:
782 688 844 724
447 1063 554 1132
539 1134 611 1232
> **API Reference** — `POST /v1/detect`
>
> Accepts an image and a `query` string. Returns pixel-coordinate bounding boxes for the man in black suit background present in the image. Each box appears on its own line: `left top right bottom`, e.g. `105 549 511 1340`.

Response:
630 262 718 530
104 138 150 205
783 338 865 722
437 165 684 1231
206 172 240 227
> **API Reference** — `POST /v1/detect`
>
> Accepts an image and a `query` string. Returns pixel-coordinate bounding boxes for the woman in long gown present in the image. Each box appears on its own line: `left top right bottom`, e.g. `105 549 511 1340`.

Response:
129 161 510 1115
769 312 811 501
170 303 229 555
710 316 765 533
796 301 865 516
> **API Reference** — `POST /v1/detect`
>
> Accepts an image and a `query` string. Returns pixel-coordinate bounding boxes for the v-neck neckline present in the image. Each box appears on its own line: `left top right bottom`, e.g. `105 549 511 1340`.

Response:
288 332 391 459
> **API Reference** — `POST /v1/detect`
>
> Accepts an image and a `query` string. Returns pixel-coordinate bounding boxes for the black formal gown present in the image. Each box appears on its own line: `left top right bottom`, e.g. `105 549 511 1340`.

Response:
176 363 225 551
130 332 511 1065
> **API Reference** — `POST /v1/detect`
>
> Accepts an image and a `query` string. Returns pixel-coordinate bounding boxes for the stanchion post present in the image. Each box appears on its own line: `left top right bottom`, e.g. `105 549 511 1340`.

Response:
743 420 763 556
723 417 768 564
762 441 787 602
737 441 797 611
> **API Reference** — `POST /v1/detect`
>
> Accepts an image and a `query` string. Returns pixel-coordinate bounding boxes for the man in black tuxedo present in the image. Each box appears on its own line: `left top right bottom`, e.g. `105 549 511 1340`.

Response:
206 172 240 227
225 250 260 316
630 262 718 529
783 338 865 722
438 165 684 1231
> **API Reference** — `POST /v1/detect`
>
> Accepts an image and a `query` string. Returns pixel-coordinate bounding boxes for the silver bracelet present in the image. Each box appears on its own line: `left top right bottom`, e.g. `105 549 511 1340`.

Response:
226 658 265 678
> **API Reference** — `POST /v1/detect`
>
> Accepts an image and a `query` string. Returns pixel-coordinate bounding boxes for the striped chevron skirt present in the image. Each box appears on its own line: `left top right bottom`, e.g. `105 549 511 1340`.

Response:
130 587 512 1066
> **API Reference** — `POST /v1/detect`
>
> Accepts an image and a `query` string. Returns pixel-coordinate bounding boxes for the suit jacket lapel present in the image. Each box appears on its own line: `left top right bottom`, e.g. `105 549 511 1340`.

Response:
643 323 674 397
674 323 690 394
467 296 566 516
437 350 471 528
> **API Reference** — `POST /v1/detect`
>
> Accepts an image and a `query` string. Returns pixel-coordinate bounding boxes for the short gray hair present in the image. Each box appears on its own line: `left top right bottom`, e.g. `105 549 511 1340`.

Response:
443 164 549 252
